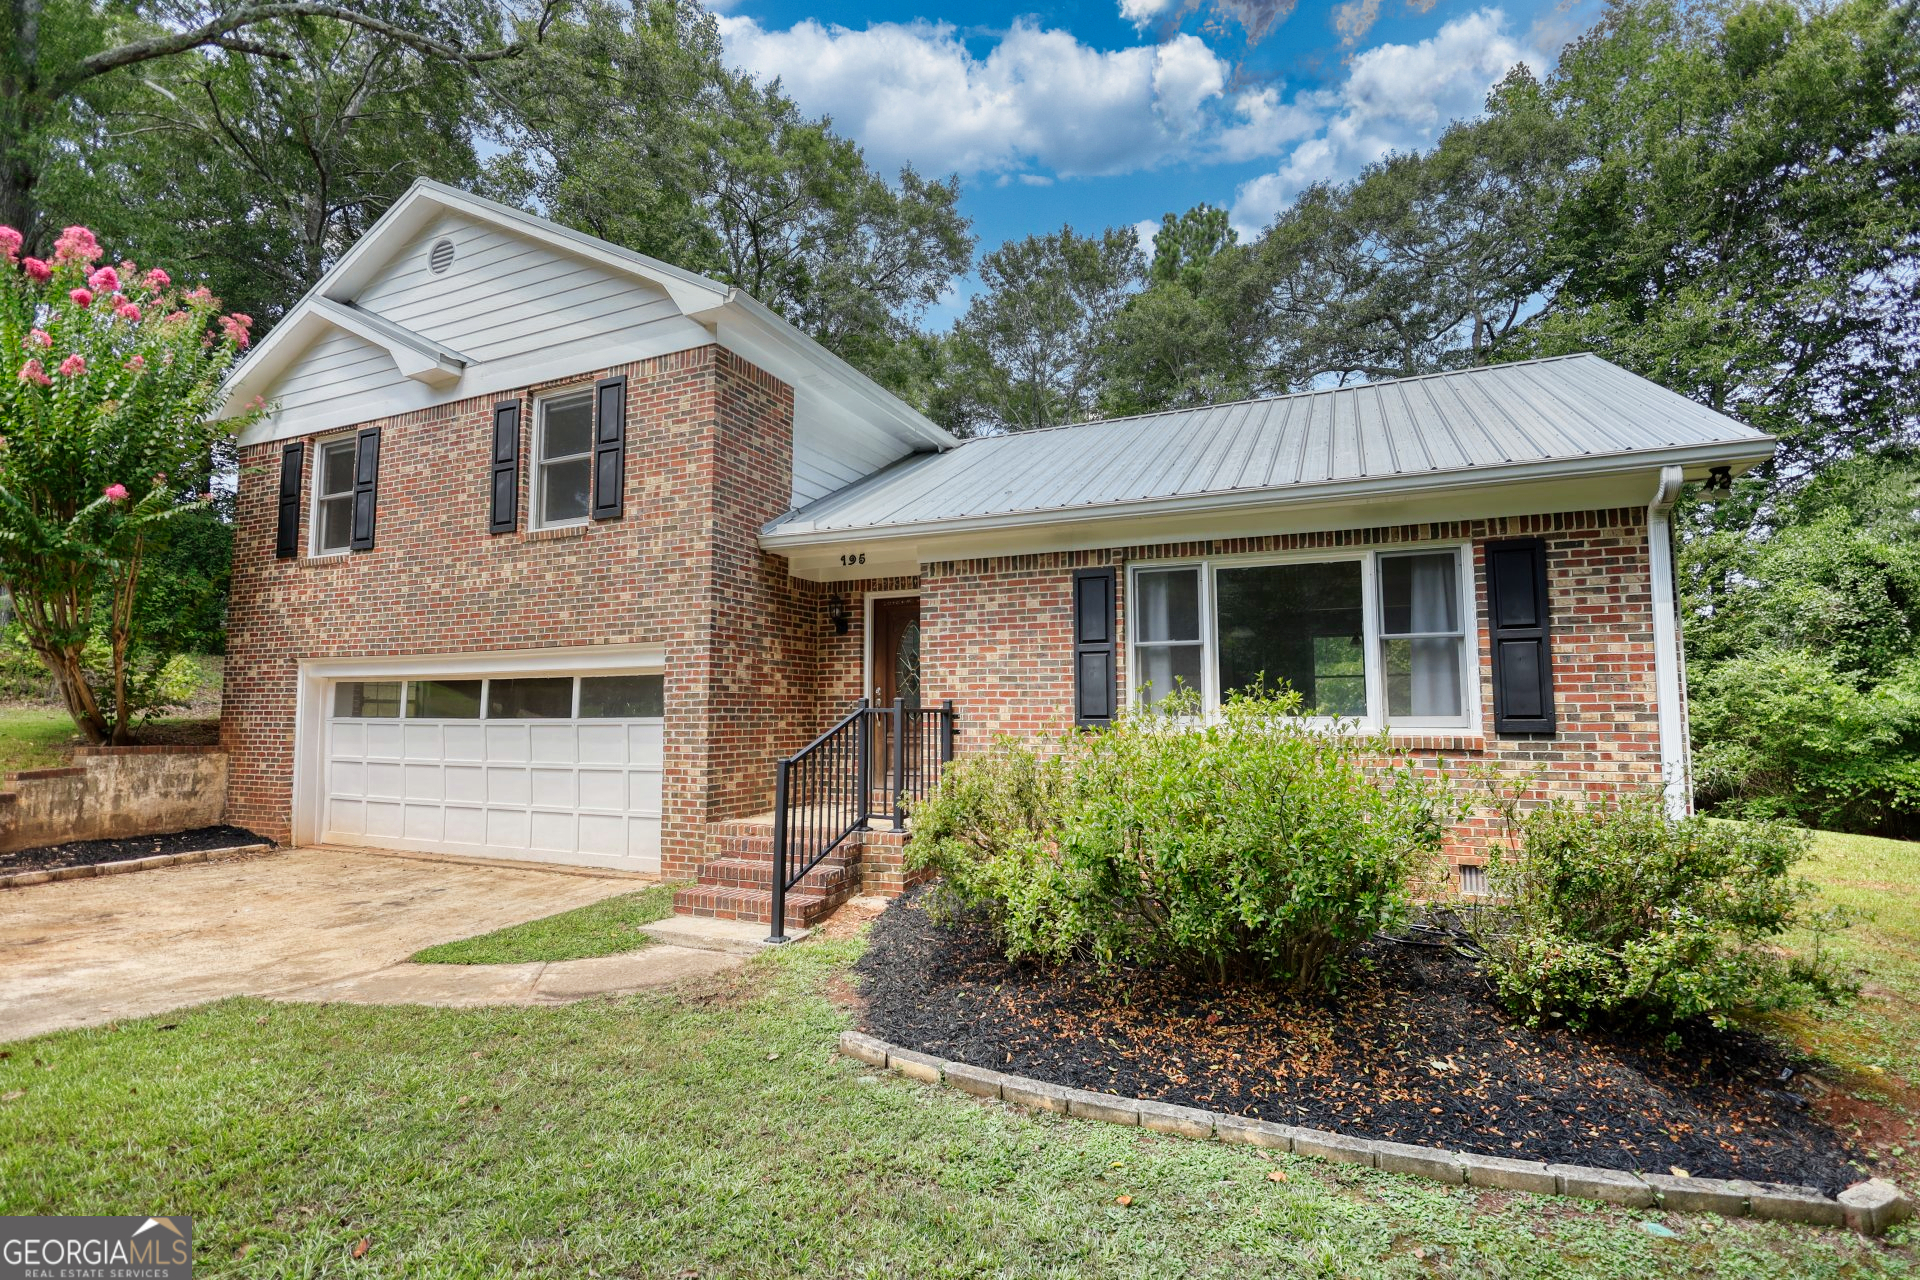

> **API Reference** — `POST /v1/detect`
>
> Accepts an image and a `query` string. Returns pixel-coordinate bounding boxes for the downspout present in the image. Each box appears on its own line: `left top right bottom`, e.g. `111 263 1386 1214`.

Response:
1647 465 1690 820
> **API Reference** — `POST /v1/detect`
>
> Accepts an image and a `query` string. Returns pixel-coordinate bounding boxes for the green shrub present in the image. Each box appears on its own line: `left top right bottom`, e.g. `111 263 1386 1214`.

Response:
907 689 1456 991
1468 791 1855 1033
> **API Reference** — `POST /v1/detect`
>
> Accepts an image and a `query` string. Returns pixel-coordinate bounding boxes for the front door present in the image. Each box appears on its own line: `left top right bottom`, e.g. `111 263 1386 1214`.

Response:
871 596 921 709
869 597 921 804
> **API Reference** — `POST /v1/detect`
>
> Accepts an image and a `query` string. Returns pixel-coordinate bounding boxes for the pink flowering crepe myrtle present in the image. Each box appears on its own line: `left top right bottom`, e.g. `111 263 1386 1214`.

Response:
21 258 50 283
102 484 128 503
68 288 93 308
88 266 120 293
52 226 102 266
0 226 20 264
17 358 49 386
57 354 85 378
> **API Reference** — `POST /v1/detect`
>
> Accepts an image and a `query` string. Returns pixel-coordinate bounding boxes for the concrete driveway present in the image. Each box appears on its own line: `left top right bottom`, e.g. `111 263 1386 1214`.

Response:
0 847 647 1042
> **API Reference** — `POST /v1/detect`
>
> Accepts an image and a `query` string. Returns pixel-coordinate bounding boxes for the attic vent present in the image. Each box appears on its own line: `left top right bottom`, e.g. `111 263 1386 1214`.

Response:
428 238 456 274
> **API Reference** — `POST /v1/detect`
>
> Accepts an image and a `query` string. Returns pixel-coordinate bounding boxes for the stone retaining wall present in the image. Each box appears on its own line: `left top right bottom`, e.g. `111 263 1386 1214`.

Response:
0 746 228 854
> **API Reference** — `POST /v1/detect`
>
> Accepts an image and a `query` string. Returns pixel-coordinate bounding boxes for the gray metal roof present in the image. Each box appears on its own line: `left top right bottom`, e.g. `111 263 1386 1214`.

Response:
763 354 1773 541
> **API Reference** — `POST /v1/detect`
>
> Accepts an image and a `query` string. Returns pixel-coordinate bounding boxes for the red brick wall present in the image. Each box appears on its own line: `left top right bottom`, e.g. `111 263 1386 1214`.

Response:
916 510 1666 868
222 345 806 876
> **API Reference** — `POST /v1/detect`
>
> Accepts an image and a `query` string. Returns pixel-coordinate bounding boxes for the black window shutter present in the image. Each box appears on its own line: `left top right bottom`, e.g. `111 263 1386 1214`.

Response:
274 441 304 560
591 375 626 521
1073 567 1117 727
490 401 521 534
350 426 380 551
1486 537 1556 734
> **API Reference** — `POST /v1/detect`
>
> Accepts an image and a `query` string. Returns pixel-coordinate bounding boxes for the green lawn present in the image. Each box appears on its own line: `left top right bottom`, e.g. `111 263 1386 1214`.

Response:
0 704 84 773
409 884 681 964
5 930 1916 1276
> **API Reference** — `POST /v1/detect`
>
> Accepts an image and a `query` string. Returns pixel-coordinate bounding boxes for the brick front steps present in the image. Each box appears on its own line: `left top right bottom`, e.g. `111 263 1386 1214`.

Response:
838 1030 1915 1236
672 818 923 929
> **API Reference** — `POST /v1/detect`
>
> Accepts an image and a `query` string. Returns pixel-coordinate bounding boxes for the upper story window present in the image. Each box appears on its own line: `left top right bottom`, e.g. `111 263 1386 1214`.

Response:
1128 546 1474 730
534 389 595 529
312 436 358 554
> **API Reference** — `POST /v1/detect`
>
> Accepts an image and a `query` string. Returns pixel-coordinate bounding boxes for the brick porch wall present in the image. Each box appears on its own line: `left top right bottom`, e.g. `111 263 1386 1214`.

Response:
222 344 808 877
910 510 1665 868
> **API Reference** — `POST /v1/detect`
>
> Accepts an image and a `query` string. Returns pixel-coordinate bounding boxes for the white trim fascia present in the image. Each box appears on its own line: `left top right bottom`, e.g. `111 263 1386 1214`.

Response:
703 296 957 453
761 440 1776 552
1647 464 1691 819
311 299 468 386
297 645 668 680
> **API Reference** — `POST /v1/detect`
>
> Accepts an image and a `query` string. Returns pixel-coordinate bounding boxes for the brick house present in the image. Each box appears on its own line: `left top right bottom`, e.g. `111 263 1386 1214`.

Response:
218 180 1776 928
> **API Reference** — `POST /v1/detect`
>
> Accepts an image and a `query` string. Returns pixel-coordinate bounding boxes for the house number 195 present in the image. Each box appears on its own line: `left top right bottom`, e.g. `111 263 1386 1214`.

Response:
838 552 866 567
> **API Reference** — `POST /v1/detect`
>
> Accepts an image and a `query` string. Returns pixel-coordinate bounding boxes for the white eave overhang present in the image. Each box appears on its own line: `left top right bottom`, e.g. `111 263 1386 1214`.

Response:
311 299 468 387
760 437 1775 579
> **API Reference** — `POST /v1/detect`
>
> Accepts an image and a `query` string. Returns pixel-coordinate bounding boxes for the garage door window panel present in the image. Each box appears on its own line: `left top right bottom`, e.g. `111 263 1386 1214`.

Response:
487 677 574 719
408 679 482 719
334 681 400 717
580 674 664 718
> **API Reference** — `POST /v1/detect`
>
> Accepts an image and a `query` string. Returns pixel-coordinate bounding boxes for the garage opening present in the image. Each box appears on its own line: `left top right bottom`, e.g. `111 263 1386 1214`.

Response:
323 671 663 872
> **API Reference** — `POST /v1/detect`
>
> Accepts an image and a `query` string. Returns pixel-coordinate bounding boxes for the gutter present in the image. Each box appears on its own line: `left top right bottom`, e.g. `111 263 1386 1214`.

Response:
1647 464 1690 819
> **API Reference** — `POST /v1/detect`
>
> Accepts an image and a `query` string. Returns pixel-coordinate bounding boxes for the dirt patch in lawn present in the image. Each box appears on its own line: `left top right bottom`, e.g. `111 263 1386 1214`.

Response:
0 823 270 874
855 887 1865 1194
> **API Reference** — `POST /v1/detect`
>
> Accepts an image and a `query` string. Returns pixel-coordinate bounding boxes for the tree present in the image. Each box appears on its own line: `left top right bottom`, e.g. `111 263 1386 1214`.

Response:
1513 0 1920 472
946 226 1143 434
0 223 262 741
0 0 543 253
1252 70 1564 388
1101 204 1264 415
69 1 492 325
486 0 973 374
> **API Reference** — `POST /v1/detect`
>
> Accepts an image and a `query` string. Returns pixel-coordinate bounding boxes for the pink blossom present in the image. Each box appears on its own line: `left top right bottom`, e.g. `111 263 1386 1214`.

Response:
153 473 168 486
0 226 19 263
114 301 142 322
17 359 49 386
21 257 50 283
57 353 85 378
142 268 171 291
68 288 93 308
103 483 128 503
218 313 253 348
28 328 50 348
88 266 120 293
125 354 146 372
161 310 190 328
185 286 214 304
52 225 102 265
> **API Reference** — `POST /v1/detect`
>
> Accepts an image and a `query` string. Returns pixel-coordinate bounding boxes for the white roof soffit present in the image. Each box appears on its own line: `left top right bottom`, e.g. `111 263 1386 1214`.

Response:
218 179 959 452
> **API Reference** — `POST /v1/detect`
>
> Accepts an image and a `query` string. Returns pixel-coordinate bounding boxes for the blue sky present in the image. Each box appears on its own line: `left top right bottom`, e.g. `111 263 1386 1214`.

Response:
711 0 1596 325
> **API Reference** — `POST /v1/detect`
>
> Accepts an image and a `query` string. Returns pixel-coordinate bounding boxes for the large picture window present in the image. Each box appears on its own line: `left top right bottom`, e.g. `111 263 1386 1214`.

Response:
1128 547 1474 728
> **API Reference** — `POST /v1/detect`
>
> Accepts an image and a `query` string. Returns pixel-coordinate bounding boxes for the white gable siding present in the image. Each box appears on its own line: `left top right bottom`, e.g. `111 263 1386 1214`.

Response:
251 211 712 440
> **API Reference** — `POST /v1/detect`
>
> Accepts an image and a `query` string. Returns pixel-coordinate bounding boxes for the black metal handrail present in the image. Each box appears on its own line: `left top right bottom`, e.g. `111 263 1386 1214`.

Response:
769 697 955 942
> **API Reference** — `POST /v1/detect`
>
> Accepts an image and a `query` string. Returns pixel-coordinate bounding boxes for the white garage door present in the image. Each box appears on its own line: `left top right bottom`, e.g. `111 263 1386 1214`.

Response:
323 672 663 872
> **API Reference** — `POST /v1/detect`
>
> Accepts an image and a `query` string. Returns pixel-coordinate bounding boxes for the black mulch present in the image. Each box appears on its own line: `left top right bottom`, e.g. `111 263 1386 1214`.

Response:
0 824 272 874
854 887 1863 1194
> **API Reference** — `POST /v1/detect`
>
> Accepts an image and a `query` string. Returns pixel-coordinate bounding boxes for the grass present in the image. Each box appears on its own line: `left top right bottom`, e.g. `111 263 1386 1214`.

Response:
0 830 1915 1276
408 884 681 964
0 704 83 772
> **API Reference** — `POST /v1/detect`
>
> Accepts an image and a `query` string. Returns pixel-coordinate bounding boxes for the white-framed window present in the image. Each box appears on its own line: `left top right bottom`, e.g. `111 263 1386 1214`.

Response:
1127 545 1476 729
311 435 358 554
532 388 595 529
330 673 664 722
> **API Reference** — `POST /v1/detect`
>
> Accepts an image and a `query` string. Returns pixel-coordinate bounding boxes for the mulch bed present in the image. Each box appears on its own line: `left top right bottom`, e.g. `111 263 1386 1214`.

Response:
0 824 271 874
855 887 1864 1193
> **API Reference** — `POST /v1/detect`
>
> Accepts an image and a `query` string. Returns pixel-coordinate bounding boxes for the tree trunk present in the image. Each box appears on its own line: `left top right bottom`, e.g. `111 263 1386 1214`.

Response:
37 641 109 745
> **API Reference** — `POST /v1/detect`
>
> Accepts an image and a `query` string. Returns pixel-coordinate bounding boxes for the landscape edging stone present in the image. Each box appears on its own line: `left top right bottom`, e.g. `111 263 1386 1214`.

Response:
839 1030 1911 1236
0 843 274 890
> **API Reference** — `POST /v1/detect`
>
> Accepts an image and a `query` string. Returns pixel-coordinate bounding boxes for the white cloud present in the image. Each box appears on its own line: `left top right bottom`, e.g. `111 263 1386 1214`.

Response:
1213 86 1320 162
1229 9 1543 232
1133 217 1162 257
718 17 1231 179
1118 0 1184 28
